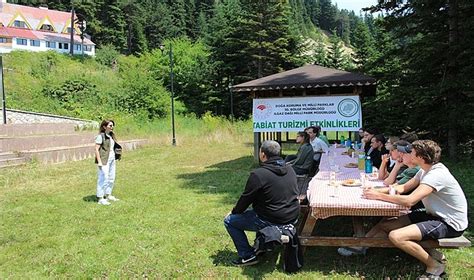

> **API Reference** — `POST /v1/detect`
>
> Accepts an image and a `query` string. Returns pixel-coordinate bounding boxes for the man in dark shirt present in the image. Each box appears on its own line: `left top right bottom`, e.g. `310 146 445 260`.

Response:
224 140 300 266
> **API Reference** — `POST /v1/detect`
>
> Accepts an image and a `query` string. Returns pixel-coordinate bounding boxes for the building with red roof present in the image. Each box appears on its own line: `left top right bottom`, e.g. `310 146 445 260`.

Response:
0 0 95 55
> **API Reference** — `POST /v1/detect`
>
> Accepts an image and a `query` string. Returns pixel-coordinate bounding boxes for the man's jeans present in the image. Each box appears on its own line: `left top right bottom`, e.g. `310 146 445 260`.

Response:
224 209 275 259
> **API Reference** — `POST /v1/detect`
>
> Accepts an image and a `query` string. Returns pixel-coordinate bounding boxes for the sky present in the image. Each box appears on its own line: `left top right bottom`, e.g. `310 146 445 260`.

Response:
332 0 378 14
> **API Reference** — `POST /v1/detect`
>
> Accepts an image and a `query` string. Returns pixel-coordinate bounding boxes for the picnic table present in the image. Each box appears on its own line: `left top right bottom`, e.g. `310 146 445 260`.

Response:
298 147 410 248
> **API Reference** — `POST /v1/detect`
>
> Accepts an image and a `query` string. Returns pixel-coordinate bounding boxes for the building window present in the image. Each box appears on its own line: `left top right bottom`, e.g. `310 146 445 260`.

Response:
40 24 54 31
46 41 56 48
0 38 8 43
30 40 40 47
84 45 93 52
13 20 28 28
74 44 82 51
16 38 27 45
58 42 69 50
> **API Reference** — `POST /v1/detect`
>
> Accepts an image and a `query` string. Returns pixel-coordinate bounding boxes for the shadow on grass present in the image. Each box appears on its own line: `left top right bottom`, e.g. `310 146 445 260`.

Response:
177 155 256 205
82 195 97 202
180 157 472 278
211 248 285 279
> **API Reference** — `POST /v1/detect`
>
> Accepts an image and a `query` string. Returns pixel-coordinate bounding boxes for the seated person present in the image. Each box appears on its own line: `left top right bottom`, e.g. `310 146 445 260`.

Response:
363 128 377 154
305 126 328 153
383 140 418 185
384 136 400 172
285 131 314 175
224 140 300 266
368 134 389 169
316 125 330 146
340 140 468 278
378 138 402 180
358 127 365 146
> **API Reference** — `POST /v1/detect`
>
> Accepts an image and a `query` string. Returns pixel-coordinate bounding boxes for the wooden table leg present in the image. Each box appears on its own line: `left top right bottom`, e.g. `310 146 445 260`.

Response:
301 215 318 237
352 217 365 237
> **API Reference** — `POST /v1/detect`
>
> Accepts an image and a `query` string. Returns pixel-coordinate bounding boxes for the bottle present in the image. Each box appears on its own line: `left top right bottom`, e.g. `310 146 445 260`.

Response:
348 144 355 158
358 152 365 170
365 156 373 174
340 135 345 145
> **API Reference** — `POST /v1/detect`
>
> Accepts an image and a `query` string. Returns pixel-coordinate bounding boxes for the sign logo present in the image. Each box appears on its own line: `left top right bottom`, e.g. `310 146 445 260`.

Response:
254 101 272 120
337 98 359 117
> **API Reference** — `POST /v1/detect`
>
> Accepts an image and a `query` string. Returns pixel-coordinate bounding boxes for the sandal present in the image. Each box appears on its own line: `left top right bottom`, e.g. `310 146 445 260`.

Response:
417 272 446 280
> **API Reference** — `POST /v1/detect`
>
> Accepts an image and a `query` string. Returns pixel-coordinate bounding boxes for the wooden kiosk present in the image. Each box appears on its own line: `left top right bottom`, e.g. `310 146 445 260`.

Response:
230 65 376 160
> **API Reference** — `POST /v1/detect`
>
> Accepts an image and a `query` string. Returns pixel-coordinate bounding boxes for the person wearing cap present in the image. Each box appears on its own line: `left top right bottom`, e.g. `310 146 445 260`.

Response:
338 143 421 257
378 136 402 180
362 140 468 278
391 142 421 185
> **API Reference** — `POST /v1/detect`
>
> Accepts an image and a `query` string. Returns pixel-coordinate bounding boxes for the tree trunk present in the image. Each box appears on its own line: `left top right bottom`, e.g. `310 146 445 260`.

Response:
447 0 459 159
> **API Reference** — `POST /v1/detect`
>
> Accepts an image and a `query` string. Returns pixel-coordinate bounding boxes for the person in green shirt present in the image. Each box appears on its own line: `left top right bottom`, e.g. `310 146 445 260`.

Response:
315 126 330 146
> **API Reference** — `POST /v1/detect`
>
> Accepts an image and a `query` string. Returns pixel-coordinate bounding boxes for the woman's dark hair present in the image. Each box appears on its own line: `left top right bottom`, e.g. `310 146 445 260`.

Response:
373 134 386 144
365 128 378 135
99 120 116 140
99 120 114 133
298 131 310 144
412 140 441 164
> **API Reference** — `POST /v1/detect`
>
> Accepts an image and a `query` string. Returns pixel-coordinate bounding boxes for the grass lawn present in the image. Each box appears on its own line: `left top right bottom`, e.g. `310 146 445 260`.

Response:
0 128 473 279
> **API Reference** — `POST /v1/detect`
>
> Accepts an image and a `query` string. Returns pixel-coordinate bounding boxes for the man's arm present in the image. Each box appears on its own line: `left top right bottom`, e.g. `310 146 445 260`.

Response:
383 161 403 185
363 183 433 207
394 176 420 194
232 172 261 214
378 154 390 180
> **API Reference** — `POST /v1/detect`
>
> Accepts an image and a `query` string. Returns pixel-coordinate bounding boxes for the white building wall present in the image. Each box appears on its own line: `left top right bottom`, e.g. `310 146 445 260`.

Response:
1 37 95 56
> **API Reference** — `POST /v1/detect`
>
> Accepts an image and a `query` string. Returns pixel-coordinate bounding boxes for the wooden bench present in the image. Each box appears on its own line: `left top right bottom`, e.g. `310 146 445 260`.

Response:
420 235 471 248
299 235 472 249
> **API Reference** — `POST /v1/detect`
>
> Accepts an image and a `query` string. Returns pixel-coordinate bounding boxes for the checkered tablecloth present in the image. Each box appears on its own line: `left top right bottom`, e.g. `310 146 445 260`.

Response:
307 147 409 219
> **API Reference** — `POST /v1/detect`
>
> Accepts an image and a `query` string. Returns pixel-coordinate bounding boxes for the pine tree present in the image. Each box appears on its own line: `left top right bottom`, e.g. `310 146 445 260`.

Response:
367 0 474 158
351 21 375 68
319 0 336 31
327 33 344 69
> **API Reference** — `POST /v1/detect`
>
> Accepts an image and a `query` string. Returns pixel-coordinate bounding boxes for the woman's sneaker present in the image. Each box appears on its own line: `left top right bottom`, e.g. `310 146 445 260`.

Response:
98 198 111 205
231 255 258 266
337 247 367 256
107 195 119 202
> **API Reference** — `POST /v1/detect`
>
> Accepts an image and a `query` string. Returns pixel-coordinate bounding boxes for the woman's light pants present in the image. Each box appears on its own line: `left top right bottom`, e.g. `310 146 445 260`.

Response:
96 158 116 198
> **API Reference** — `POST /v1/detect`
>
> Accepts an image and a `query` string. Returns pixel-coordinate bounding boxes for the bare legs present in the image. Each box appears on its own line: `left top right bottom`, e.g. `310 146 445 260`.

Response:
389 224 444 274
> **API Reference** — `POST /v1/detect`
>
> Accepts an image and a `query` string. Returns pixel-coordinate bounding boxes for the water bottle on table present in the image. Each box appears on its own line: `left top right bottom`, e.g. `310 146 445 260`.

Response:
365 156 373 174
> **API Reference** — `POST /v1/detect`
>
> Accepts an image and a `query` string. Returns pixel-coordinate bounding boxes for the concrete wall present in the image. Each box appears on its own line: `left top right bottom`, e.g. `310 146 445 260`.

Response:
0 109 97 129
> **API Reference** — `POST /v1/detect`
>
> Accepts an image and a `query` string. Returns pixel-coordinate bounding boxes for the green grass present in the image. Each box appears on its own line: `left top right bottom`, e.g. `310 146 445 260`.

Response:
0 123 473 278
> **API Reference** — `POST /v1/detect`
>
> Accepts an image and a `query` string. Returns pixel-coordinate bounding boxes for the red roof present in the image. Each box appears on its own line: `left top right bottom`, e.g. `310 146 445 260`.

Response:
0 26 94 45
1 3 71 23
0 26 38 40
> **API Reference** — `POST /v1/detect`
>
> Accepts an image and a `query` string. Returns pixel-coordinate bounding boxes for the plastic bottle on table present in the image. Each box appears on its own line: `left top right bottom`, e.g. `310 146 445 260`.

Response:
358 152 365 170
365 156 373 174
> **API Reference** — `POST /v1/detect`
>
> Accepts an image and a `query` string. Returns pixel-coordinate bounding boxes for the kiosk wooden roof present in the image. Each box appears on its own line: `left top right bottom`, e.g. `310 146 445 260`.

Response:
230 64 376 160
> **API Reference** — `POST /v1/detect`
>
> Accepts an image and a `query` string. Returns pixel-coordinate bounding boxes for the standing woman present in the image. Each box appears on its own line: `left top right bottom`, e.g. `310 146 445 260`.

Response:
95 120 121 205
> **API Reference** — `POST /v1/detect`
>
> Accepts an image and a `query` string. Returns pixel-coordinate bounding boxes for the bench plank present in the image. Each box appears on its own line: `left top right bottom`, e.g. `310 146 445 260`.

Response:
299 235 471 248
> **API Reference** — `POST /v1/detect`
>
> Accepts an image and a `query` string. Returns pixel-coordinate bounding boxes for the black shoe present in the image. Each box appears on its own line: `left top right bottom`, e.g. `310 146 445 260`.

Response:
231 255 259 266
254 247 273 257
